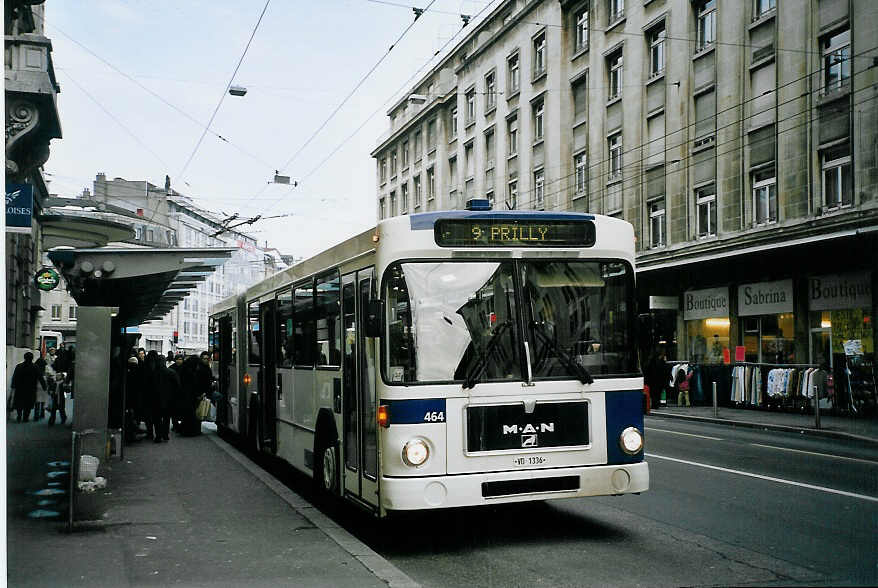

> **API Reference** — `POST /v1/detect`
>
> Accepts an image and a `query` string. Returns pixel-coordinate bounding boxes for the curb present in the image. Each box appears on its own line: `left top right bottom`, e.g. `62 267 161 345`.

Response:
647 411 878 446
207 429 420 588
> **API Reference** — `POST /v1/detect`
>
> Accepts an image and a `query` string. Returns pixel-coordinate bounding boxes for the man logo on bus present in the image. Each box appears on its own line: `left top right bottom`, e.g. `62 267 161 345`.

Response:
501 423 555 435
521 434 538 448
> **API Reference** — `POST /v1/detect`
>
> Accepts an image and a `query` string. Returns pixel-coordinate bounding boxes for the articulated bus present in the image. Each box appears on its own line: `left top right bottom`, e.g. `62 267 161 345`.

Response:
209 203 648 516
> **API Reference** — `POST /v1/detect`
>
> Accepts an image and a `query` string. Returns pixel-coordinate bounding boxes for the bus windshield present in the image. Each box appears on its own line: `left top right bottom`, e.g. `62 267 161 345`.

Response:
384 259 635 385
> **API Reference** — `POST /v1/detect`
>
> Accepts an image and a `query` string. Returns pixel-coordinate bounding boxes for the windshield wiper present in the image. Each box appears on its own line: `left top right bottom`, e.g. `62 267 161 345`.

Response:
462 320 512 389
529 322 594 385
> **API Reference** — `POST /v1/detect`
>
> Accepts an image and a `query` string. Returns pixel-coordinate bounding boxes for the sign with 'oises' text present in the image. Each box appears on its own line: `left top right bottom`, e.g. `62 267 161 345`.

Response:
6 182 33 234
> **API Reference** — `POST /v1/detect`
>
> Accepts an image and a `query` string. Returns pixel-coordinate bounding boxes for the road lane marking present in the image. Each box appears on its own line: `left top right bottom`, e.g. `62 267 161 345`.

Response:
645 427 723 441
750 443 878 465
646 452 878 503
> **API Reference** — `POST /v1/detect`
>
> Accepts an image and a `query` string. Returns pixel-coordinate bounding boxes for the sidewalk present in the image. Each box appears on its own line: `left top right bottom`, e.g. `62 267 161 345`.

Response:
6 418 417 588
648 403 878 445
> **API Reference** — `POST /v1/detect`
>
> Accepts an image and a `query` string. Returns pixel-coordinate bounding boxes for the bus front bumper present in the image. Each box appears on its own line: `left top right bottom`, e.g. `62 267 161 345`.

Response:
381 461 649 511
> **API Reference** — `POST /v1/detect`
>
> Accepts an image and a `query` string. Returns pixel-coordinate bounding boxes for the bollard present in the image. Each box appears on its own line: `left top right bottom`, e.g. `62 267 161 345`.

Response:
712 381 718 418
814 384 820 430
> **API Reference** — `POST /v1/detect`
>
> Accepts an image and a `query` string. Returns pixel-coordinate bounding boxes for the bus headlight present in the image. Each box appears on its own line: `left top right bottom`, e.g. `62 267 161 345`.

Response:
402 438 430 467
619 427 643 455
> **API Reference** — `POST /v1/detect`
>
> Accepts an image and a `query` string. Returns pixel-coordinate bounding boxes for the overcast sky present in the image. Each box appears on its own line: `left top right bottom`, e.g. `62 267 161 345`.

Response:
44 0 494 258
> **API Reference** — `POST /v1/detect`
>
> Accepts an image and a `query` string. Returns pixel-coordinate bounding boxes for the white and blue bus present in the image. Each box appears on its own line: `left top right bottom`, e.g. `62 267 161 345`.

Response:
210 202 648 516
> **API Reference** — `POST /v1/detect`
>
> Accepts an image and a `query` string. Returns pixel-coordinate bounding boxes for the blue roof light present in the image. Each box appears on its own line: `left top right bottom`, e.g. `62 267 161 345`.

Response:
465 199 492 211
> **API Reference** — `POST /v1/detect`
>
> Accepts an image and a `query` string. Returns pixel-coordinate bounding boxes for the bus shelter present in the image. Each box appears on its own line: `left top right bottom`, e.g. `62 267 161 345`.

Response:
46 247 233 524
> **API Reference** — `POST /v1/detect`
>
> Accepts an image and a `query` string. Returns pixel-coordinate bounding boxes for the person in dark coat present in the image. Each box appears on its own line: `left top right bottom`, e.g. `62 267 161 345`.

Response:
11 352 46 422
178 355 205 436
144 350 175 442
645 349 669 409
170 355 189 432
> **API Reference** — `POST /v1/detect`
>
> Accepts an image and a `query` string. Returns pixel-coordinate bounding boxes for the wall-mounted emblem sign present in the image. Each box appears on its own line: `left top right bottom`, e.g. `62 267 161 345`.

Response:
34 267 61 291
6 182 34 234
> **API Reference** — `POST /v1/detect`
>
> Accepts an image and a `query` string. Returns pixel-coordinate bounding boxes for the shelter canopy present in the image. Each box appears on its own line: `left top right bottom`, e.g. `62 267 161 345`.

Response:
47 247 234 327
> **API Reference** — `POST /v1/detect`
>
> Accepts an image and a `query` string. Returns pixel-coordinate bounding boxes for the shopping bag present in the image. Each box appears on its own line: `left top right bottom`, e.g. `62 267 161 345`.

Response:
196 395 212 421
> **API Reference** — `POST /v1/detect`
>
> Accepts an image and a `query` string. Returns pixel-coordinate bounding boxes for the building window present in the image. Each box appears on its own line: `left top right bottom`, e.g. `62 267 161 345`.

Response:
608 133 623 179
697 0 716 51
534 169 545 210
146 229 154 242
507 116 518 156
414 131 422 161
752 168 777 224
755 0 775 18
608 50 623 101
487 190 495 207
532 99 545 142
608 0 624 23
449 157 458 188
533 32 546 79
822 28 850 93
485 129 495 168
413 174 422 208
484 71 496 112
427 167 435 200
648 197 666 247
507 179 518 209
508 51 520 94
401 183 409 213
465 88 476 125
380 158 387 182
390 151 397 176
69 306 78 321
450 106 458 139
401 141 409 169
696 184 717 237
464 142 474 183
574 152 587 196
390 191 397 216
822 143 852 209
51 304 61 320
427 119 436 151
574 6 589 53
649 23 665 77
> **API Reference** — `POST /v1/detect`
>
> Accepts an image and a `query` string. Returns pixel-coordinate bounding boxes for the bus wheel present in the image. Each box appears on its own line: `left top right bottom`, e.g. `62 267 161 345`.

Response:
317 442 339 495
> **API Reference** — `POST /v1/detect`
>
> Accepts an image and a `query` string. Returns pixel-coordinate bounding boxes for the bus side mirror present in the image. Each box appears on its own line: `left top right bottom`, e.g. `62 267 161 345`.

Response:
365 300 384 338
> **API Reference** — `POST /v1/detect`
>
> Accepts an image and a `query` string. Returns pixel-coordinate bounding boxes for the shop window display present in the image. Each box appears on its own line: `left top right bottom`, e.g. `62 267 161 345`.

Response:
741 313 796 364
687 317 729 364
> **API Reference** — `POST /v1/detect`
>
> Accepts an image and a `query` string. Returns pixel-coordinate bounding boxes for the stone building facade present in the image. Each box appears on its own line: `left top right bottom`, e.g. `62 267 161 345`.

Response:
372 0 877 405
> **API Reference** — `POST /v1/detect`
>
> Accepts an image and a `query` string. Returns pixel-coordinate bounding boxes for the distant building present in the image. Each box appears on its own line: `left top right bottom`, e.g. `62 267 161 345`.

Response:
372 0 877 375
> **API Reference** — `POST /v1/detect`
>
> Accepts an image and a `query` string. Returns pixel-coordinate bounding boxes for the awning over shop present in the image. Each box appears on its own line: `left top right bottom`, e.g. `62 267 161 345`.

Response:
47 247 234 327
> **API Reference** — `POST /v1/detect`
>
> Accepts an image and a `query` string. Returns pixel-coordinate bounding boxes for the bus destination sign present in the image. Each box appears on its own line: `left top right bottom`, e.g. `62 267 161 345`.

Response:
434 218 595 248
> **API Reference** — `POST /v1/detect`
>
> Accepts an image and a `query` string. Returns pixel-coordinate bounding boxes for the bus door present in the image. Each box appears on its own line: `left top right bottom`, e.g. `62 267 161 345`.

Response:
342 270 379 510
218 315 233 427
259 299 278 453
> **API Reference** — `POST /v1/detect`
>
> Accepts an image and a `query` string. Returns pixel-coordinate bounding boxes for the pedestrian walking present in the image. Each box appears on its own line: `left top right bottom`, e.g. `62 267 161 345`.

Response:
45 352 67 425
11 352 46 422
33 355 51 420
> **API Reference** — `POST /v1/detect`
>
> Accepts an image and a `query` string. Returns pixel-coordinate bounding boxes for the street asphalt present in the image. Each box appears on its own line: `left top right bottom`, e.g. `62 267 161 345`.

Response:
5 405 876 587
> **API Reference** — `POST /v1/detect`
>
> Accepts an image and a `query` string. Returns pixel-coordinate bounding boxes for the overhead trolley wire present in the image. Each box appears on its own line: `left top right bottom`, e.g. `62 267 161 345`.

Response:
272 0 441 178
33 10 279 175
177 0 273 184
255 0 504 217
